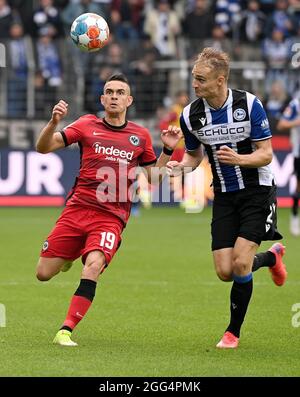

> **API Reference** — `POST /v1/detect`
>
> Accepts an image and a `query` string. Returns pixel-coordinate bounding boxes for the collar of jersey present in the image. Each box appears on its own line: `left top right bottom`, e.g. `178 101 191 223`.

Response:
203 88 232 110
103 118 128 130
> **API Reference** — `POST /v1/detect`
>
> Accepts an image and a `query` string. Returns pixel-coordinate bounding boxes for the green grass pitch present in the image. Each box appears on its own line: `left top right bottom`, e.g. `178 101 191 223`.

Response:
0 206 300 376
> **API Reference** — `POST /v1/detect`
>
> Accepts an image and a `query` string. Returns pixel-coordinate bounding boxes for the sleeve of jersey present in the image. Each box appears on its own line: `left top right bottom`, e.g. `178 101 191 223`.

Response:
138 130 157 166
60 118 84 146
250 98 272 141
180 115 200 151
281 100 297 121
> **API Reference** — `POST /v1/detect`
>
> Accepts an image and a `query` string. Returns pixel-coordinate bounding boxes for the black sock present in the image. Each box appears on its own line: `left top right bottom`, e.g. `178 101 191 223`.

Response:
252 251 276 272
226 274 253 338
74 278 97 301
60 325 73 332
292 195 299 216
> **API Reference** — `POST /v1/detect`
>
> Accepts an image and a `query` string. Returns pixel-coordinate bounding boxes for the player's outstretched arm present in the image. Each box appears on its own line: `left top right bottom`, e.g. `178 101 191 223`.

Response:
36 100 68 154
166 148 203 177
143 125 182 184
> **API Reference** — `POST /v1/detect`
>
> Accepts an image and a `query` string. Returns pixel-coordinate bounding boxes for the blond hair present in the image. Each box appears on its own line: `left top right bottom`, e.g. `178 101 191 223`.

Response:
195 47 230 80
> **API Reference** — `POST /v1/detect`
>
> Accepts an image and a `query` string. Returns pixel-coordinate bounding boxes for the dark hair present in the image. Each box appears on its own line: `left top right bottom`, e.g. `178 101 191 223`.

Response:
106 73 129 85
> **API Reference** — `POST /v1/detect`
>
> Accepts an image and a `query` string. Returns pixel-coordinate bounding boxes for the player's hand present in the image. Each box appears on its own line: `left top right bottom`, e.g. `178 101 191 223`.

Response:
217 145 241 165
161 125 183 150
50 100 68 124
166 160 184 177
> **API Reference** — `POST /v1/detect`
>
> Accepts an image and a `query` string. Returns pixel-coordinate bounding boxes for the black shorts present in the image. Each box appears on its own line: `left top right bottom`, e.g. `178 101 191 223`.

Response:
294 157 300 179
211 185 283 251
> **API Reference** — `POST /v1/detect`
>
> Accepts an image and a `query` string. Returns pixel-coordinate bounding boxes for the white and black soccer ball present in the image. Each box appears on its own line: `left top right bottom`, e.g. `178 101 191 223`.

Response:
70 13 110 52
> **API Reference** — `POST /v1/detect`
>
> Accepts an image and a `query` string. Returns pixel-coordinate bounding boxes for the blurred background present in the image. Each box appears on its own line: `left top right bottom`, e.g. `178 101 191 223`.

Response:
0 0 298 208
1 1 300 377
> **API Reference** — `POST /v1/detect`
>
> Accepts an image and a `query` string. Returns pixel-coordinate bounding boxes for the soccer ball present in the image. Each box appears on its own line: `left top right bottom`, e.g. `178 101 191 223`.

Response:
70 13 109 52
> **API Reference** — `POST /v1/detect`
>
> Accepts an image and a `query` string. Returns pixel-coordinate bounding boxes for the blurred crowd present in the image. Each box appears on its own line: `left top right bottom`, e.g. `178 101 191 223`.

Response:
1 0 300 130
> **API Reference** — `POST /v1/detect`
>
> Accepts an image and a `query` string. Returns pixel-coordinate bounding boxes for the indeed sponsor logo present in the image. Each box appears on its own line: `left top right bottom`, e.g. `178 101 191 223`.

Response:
197 126 245 137
93 143 134 160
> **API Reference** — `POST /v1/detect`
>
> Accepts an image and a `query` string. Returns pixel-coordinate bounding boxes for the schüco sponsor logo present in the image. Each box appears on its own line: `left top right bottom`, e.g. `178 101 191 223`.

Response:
93 142 134 160
197 126 246 137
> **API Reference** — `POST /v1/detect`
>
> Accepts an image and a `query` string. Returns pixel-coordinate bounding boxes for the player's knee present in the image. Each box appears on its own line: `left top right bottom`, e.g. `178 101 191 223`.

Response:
232 257 249 275
36 268 51 281
216 269 232 282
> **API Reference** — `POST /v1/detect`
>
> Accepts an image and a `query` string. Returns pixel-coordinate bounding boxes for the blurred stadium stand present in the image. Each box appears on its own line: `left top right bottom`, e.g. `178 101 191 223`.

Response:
1 0 300 133
0 0 298 205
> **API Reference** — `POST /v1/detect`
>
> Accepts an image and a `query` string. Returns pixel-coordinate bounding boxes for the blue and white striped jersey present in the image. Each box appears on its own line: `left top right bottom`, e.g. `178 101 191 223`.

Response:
281 97 300 158
180 89 274 193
